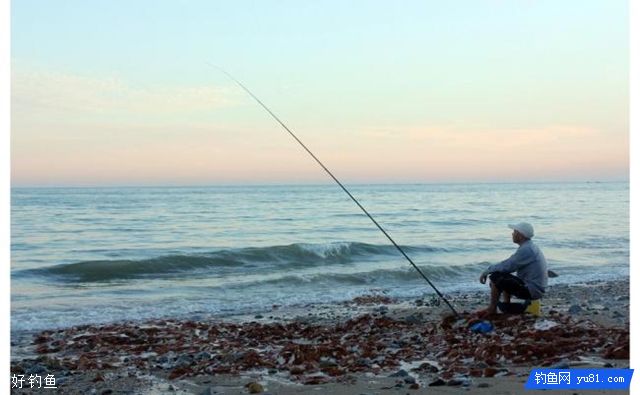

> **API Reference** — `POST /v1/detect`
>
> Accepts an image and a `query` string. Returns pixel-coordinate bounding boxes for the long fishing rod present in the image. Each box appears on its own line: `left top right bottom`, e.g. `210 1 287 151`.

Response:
210 64 459 317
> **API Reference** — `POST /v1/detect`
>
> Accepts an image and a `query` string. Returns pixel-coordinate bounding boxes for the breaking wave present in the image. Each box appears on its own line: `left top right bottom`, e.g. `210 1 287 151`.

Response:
18 242 448 283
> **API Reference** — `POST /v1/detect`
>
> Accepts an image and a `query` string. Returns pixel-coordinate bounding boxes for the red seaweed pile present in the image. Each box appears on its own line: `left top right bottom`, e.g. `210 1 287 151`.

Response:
13 309 628 385
439 311 628 378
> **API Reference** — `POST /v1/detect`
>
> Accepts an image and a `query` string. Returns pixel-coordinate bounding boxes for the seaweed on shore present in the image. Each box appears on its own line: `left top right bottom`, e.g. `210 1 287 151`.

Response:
11 306 629 385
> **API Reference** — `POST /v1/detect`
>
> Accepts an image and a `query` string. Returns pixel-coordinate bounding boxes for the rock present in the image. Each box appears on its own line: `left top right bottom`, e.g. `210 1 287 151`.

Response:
415 299 424 307
604 345 629 359
483 367 498 377
404 313 424 325
447 379 464 386
25 364 47 375
246 382 263 393
175 354 194 367
389 369 409 377
40 357 62 370
473 361 489 369
100 390 113 395
551 361 570 369
428 378 446 386
168 367 190 380
533 320 559 331
428 296 441 307
568 305 582 314
220 351 243 364
478 383 490 388
409 383 420 390
195 351 211 361
303 375 330 385
356 358 372 367
160 362 175 370
404 376 416 384
255 315 264 319
319 357 338 368
416 362 439 372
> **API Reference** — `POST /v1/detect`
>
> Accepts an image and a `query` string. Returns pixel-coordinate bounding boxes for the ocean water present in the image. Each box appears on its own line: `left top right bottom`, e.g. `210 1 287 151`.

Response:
11 182 629 332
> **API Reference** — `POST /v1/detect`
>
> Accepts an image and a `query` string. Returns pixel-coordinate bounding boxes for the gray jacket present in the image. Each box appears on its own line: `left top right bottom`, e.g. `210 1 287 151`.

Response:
485 240 548 299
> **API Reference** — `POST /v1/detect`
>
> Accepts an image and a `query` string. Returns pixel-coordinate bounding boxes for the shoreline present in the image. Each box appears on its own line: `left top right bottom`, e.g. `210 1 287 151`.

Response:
11 279 629 394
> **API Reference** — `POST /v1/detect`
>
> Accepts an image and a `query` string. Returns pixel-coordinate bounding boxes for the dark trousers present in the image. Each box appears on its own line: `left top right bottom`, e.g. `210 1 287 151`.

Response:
489 272 532 300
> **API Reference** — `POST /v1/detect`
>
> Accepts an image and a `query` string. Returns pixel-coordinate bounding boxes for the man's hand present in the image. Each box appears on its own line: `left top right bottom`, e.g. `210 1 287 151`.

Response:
479 272 488 284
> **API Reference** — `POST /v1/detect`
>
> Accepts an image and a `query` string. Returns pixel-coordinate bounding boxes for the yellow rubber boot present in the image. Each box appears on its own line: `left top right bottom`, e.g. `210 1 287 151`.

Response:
525 299 541 316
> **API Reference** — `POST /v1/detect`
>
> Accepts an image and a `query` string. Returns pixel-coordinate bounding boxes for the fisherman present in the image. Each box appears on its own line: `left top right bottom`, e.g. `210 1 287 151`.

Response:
478 222 548 317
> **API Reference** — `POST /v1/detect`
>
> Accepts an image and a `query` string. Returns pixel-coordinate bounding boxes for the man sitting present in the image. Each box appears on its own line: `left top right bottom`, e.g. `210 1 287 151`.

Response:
478 222 548 317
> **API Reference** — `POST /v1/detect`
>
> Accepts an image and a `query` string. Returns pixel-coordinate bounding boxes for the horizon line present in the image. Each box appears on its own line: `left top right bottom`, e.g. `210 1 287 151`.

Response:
10 179 630 189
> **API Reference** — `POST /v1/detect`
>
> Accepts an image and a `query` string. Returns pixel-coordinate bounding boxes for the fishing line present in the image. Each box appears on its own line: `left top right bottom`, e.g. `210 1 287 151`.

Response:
209 64 459 317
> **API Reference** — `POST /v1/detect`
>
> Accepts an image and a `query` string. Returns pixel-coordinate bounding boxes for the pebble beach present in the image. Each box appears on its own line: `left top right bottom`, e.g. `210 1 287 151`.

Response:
10 279 629 394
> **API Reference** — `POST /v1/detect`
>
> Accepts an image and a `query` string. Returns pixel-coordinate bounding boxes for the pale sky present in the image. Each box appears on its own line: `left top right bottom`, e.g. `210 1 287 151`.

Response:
11 0 629 186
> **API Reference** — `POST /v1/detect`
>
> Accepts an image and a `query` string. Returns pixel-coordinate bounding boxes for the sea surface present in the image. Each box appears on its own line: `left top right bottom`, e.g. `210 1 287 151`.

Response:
11 182 629 332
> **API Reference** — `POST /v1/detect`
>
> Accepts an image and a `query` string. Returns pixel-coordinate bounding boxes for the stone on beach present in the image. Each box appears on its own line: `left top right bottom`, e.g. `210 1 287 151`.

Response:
245 382 264 393
388 369 408 377
428 378 446 386
568 304 583 314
